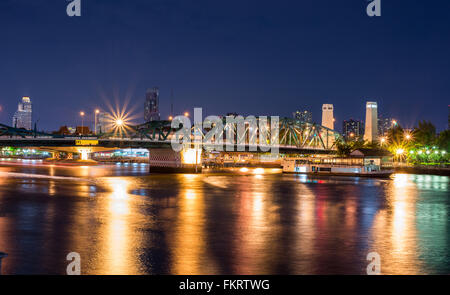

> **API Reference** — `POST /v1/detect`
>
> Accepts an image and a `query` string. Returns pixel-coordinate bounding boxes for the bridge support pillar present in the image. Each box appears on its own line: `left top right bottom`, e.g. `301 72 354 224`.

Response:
51 152 60 160
148 148 202 173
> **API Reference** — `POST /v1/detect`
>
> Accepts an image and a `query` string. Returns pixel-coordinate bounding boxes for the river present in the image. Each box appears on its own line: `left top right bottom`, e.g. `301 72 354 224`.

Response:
0 160 448 274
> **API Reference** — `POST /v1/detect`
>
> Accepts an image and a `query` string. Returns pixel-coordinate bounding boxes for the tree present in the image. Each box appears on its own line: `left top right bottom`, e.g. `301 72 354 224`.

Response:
387 125 404 145
413 121 436 146
336 141 352 156
437 130 450 151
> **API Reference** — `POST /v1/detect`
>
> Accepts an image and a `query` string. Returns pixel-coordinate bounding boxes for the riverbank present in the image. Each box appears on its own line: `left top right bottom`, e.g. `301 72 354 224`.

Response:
395 166 450 176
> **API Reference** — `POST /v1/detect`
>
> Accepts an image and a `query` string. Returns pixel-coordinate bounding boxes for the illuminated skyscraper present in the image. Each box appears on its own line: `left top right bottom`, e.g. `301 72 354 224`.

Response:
293 110 312 123
343 119 364 139
321 104 334 130
378 117 397 136
12 96 32 130
363 101 378 142
144 87 160 122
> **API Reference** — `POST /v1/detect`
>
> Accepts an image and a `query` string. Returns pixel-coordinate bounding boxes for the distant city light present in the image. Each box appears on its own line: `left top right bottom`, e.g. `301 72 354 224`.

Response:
80 111 85 116
184 112 189 117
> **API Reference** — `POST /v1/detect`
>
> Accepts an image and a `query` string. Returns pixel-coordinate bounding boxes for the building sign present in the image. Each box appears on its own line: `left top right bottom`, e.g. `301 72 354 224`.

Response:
75 140 98 146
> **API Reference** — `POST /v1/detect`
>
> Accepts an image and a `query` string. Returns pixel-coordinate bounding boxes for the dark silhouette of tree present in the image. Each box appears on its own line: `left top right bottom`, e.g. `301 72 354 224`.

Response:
413 121 436 146
387 125 404 145
437 130 450 151
336 141 353 156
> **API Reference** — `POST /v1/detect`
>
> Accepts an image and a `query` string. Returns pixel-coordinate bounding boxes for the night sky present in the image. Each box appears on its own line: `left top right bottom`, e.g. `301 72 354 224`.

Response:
0 0 449 132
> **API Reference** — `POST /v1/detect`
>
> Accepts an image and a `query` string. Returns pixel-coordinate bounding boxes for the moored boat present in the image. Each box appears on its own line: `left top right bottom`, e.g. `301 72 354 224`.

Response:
282 149 394 178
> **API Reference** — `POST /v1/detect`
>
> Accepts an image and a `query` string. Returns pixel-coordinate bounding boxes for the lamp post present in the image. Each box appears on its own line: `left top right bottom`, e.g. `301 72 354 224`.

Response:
80 111 85 136
94 109 100 134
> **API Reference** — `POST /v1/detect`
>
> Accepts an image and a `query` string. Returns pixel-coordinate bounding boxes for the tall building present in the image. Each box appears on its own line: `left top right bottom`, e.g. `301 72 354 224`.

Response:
363 101 378 142
12 96 32 130
343 119 364 139
97 111 113 133
378 117 397 136
321 104 334 129
293 110 313 123
144 87 160 122
448 105 450 129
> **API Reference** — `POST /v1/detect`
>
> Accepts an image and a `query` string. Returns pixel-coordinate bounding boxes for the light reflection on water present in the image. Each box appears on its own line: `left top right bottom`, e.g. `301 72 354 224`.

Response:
0 164 449 275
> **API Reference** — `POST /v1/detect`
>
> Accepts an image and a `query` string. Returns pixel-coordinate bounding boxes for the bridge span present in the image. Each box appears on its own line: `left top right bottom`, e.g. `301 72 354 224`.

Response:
0 118 342 172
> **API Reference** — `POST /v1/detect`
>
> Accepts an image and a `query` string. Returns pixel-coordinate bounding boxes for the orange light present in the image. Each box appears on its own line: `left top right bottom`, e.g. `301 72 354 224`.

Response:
168 116 173 120
95 109 100 114
80 111 85 116
184 112 189 117
115 119 124 126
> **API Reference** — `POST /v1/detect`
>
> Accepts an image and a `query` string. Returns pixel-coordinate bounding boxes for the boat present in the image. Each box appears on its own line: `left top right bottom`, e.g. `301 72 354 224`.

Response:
282 149 394 178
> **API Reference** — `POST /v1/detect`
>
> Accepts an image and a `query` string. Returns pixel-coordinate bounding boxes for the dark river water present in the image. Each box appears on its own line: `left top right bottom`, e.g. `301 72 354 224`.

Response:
0 160 449 275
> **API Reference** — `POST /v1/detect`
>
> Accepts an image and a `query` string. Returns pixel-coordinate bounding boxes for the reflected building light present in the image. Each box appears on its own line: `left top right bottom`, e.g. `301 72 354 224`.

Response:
253 168 264 175
393 174 409 188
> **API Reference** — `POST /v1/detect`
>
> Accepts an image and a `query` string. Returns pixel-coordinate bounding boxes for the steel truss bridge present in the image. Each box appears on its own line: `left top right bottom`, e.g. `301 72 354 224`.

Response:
0 118 342 154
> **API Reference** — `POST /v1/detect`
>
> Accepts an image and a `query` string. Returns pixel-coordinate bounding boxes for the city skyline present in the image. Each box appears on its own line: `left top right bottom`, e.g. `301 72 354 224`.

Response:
0 1 449 131
0 93 444 135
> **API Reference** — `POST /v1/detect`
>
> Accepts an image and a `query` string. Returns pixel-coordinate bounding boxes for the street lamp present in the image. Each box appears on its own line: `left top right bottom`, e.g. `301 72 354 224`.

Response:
94 109 100 134
184 112 189 117
80 111 85 135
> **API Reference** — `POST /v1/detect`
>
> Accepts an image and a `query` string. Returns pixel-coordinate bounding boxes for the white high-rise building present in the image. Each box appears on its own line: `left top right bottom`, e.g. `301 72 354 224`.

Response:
363 101 378 142
97 111 113 134
12 97 32 130
321 104 334 130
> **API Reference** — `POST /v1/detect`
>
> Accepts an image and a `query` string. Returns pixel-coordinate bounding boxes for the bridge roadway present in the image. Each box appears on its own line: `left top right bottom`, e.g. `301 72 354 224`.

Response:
0 136 335 154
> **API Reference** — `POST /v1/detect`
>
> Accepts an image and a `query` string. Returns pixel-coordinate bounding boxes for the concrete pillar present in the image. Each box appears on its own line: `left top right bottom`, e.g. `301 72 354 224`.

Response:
148 148 202 173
